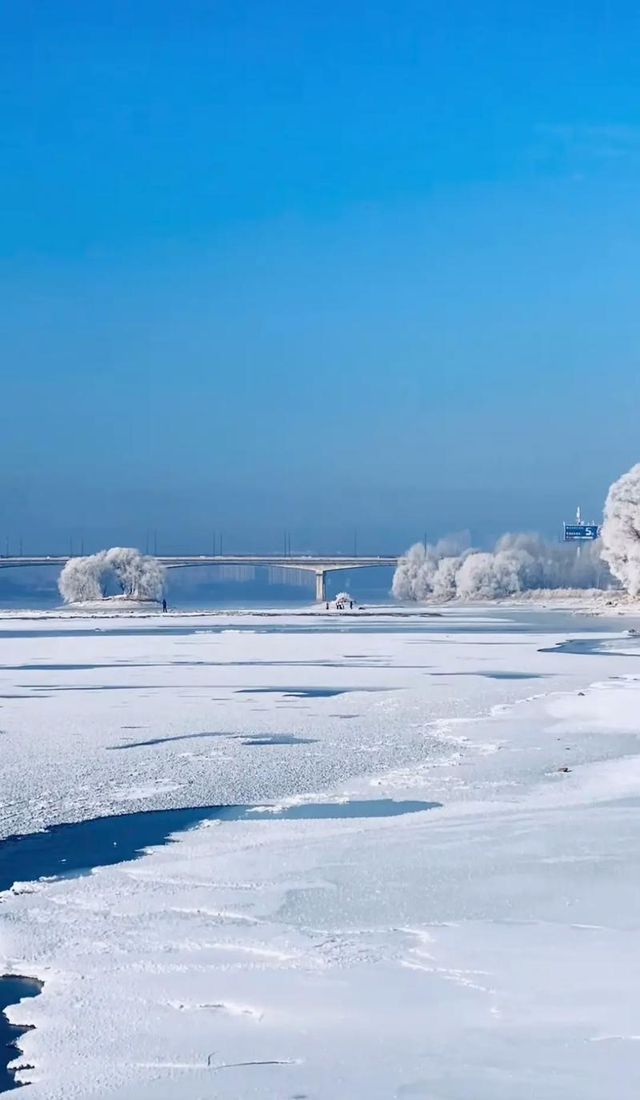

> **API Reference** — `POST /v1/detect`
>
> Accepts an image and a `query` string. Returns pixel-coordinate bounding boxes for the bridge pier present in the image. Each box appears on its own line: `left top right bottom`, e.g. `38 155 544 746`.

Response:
315 570 327 603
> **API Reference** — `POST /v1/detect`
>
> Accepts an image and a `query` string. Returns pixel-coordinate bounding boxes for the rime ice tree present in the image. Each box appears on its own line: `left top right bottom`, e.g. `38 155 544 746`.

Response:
600 462 640 597
391 543 427 601
455 550 525 600
105 548 165 600
58 548 166 604
392 528 609 603
58 553 110 603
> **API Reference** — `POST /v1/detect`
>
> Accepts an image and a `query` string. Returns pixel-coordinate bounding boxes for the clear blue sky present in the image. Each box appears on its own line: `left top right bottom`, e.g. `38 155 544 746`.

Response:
2 1 640 553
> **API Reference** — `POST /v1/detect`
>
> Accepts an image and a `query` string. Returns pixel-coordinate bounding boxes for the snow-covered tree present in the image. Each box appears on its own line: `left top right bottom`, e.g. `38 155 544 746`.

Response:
392 527 610 603
105 548 165 600
58 548 165 603
600 463 640 596
59 553 110 603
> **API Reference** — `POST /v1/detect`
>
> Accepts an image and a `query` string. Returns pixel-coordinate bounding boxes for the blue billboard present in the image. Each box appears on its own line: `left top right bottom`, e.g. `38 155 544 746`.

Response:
564 524 599 541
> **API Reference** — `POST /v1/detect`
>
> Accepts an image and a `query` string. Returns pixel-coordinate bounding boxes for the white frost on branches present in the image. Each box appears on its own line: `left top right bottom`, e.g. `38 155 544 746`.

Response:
58 554 111 603
600 463 640 597
104 547 165 599
393 531 607 602
59 548 165 604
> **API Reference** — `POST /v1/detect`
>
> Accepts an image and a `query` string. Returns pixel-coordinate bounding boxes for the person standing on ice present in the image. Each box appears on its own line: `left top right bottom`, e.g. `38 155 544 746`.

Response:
162 598 167 613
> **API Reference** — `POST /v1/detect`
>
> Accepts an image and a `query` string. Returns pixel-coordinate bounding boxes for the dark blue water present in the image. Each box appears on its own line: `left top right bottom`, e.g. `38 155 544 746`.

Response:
0 800 439 896
246 799 438 820
0 977 41 1092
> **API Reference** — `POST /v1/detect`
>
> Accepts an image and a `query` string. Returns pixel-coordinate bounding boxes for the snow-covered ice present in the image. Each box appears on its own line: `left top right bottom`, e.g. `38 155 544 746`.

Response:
2 607 640 1097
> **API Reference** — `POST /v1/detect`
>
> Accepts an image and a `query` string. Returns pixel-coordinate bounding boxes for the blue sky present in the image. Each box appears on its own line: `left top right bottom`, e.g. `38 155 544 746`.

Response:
2 1 640 553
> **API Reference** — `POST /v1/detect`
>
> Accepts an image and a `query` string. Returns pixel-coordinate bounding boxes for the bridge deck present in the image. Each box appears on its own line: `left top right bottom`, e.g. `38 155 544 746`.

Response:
0 555 399 571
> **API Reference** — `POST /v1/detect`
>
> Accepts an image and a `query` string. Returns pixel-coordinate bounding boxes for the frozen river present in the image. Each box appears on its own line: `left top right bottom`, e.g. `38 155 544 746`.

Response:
2 606 640 1097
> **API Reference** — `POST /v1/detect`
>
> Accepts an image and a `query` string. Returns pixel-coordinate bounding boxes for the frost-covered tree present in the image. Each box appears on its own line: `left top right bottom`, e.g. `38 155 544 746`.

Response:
58 548 165 604
600 462 640 596
430 556 460 601
59 553 110 603
392 543 428 601
392 536 474 602
392 527 610 603
455 550 526 600
105 548 165 600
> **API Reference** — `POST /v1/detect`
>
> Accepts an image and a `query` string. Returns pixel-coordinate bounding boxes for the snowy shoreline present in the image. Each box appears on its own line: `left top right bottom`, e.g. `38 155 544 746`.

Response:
2 586 640 622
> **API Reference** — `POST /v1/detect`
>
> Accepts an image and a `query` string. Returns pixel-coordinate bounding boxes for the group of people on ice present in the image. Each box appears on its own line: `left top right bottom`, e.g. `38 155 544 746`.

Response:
326 592 355 611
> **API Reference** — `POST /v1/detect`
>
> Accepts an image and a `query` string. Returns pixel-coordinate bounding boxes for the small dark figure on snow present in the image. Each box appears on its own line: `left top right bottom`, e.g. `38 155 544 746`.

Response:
162 598 167 613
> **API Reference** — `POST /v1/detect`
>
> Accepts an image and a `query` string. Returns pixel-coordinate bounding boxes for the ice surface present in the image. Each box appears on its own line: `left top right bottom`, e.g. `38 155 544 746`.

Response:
2 608 640 1097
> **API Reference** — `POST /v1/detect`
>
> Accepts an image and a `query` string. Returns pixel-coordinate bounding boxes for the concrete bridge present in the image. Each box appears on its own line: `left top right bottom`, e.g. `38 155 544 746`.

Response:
0 554 400 602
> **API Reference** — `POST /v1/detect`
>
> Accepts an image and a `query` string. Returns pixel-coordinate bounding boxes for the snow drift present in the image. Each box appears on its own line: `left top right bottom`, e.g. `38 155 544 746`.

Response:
59 548 165 604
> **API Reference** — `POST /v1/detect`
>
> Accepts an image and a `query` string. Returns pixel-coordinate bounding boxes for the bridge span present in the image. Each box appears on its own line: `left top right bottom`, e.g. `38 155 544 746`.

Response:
0 554 400 602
